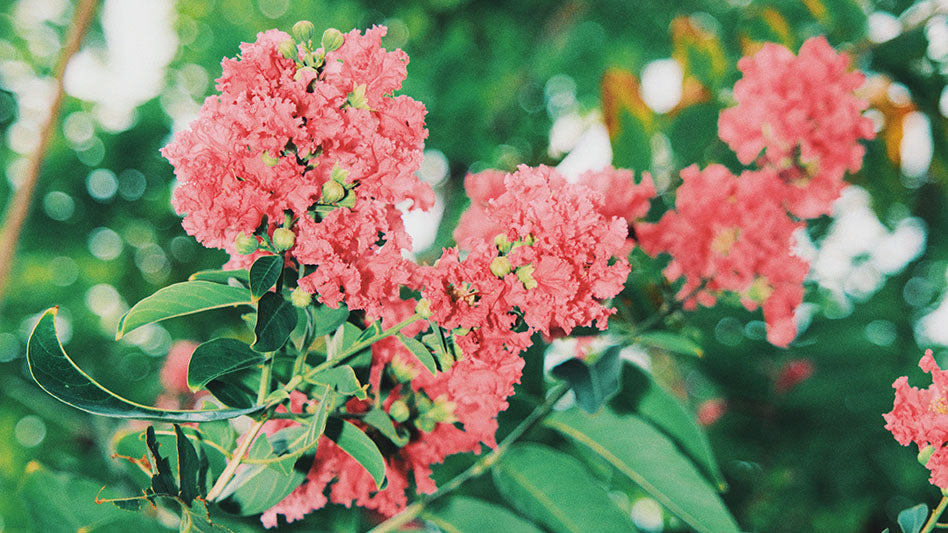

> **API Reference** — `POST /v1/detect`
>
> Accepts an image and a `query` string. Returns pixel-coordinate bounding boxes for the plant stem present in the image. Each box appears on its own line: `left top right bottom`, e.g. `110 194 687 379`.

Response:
923 496 948 533
206 414 269 501
368 382 571 533
306 313 423 377
0 0 99 313
257 355 274 405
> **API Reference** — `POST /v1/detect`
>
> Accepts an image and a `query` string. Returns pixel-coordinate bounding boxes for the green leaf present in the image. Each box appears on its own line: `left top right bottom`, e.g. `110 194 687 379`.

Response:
397 334 437 376
610 362 725 489
427 496 544 533
309 365 367 399
492 443 635 533
898 503 928 533
304 386 331 448
249 255 283 300
252 292 298 352
634 331 703 358
188 269 249 284
310 302 350 337
325 417 387 489
551 345 622 413
175 424 202 504
178 501 233 532
27 308 262 422
117 282 252 339
222 428 313 515
363 408 409 447
547 409 740 533
147 426 178 497
187 338 265 391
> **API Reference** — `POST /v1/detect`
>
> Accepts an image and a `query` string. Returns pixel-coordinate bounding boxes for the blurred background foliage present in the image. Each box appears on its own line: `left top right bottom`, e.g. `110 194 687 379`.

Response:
0 0 947 531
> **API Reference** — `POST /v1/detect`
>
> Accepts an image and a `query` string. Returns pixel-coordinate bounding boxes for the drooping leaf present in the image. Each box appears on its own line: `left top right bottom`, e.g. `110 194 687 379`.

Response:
898 503 928 533
492 443 635 533
146 426 178 497
398 334 437 376
27 309 262 422
363 408 409 447
252 292 298 352
310 302 350 337
547 409 740 533
611 362 726 489
325 417 386 489
188 269 249 285
551 345 622 413
116 282 252 339
635 331 703 357
427 496 544 533
309 365 367 399
174 424 202 504
248 255 283 300
187 338 265 392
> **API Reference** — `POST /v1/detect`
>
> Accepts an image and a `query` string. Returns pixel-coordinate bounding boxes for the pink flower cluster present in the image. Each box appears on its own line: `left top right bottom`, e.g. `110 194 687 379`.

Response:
638 36 873 347
884 351 948 488
162 26 428 317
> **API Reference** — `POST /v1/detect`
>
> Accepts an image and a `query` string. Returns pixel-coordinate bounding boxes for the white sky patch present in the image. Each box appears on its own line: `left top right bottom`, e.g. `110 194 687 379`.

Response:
640 58 683 114
64 0 177 132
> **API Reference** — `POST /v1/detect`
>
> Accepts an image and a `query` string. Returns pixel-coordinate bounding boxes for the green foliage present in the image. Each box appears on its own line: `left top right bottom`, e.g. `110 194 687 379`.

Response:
252 292 297 352
397 333 438 376
248 255 284 301
427 496 545 533
187 338 265 391
897 503 928 533
551 345 622 413
324 417 387 489
117 282 253 339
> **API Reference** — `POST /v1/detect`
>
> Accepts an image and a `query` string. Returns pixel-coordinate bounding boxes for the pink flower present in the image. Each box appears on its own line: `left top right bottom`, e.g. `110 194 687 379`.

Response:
774 359 815 394
159 340 199 395
717 36 875 218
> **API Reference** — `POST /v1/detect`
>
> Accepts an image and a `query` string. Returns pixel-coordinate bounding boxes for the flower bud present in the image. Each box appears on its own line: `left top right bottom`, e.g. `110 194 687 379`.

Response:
261 151 280 167
389 400 410 423
291 286 312 308
494 233 512 254
425 396 457 424
235 232 258 255
321 180 346 204
292 20 315 43
390 357 417 382
330 163 349 184
279 38 298 60
346 84 370 110
489 256 512 278
415 298 432 318
919 444 936 465
321 28 344 52
745 276 773 304
272 227 296 251
516 264 538 290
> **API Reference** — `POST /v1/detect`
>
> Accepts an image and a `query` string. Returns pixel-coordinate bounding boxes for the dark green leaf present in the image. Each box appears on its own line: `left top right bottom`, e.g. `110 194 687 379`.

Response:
27 308 262 422
248 255 283 300
188 269 249 284
325 417 386 489
898 504 928 533
146 426 178 497
492 443 635 533
427 496 544 533
635 331 703 358
175 424 201 504
252 292 298 352
547 409 739 533
116 282 252 339
310 302 350 337
398 334 437 376
187 338 265 391
363 408 409 447
309 365 367 399
552 345 622 413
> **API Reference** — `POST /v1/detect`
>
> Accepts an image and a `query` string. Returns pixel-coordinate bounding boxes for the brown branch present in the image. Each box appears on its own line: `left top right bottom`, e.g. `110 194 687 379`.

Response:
0 0 99 311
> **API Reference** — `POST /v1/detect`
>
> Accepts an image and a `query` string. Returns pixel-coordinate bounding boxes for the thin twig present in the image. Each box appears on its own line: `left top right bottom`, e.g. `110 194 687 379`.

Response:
0 0 99 310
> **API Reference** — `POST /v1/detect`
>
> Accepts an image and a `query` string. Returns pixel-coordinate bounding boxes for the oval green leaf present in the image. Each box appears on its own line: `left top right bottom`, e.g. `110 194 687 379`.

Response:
427 497 544 533
28 308 262 422
547 409 739 533
188 268 250 284
252 292 298 352
492 443 635 533
310 302 350 337
249 255 283 300
187 338 265 391
397 334 437 376
116 281 252 339
898 503 928 533
635 331 703 358
325 417 386 489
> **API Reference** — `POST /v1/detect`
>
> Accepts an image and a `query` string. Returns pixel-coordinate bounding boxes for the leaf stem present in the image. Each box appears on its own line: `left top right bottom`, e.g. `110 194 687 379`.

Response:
256 355 274 405
368 382 571 533
206 414 269 501
923 496 948 533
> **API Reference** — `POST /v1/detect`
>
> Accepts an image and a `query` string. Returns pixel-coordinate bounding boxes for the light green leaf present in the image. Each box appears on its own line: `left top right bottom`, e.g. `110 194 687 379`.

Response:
188 269 249 284
224 427 313 515
492 443 635 533
363 408 409 447
634 331 703 358
310 303 350 337
117 281 252 339
898 503 928 533
252 292 298 352
27 308 262 422
427 497 544 533
397 334 437 376
187 338 264 392
249 255 283 300
325 417 386 489
309 365 367 399
547 409 739 533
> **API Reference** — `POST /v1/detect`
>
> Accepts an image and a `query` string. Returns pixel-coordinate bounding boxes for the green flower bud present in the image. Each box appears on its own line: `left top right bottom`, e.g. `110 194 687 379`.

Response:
390 357 417 382
278 38 298 60
337 190 356 208
415 298 432 319
321 179 346 204
235 232 258 255
321 28 344 52
416 418 435 433
346 84 370 110
389 400 410 423
292 20 315 43
919 444 936 465
261 151 280 167
516 264 538 290
272 227 296 251
494 233 512 254
291 286 312 308
489 256 512 278
330 163 350 184
425 395 457 424
293 66 317 81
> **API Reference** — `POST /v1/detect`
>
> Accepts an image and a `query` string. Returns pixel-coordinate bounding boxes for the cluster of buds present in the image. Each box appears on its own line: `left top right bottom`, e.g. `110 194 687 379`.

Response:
279 21 345 79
